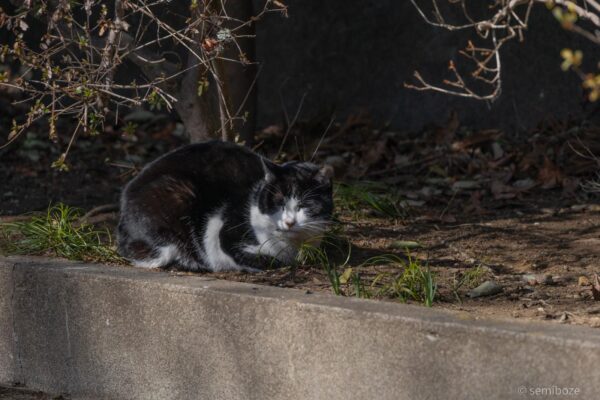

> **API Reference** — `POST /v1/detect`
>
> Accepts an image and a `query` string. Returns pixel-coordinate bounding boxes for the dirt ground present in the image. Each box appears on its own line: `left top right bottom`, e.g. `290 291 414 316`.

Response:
2 111 600 328
207 196 600 328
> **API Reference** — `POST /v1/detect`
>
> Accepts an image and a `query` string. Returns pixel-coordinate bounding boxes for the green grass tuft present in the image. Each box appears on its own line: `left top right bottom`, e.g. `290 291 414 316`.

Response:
369 254 437 307
334 181 406 219
0 203 124 263
296 228 351 296
297 229 435 306
451 265 488 303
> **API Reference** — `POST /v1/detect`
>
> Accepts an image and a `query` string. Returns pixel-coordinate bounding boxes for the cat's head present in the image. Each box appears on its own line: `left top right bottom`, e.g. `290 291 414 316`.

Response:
254 160 334 240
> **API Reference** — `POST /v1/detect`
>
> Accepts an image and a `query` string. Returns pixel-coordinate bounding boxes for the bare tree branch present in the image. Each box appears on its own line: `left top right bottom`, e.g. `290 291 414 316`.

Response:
0 0 285 167
408 0 600 101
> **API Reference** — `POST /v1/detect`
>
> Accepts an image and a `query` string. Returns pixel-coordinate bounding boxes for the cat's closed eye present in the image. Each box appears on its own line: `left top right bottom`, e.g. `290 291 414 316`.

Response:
272 192 285 205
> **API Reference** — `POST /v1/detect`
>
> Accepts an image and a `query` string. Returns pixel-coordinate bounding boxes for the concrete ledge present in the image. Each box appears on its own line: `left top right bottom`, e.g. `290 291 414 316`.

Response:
1 256 599 399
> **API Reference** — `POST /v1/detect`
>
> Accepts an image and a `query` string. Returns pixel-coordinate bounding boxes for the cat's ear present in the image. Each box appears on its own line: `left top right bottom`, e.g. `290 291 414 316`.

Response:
315 165 334 184
260 158 277 183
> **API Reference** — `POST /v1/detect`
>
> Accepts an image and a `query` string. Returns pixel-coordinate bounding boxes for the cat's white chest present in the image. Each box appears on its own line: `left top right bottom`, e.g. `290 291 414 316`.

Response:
246 205 297 263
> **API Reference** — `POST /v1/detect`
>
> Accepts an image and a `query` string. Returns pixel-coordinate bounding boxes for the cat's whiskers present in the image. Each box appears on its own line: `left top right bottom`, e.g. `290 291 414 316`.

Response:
299 187 322 202
300 220 332 230
225 220 250 233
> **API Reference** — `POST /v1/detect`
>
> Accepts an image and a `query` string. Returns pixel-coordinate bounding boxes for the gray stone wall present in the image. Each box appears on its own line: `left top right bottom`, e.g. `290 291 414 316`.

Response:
254 1 593 133
3 256 600 400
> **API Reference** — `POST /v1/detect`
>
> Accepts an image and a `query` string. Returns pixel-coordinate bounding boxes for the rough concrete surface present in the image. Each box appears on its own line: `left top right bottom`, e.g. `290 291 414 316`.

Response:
1 256 599 400
0 386 63 399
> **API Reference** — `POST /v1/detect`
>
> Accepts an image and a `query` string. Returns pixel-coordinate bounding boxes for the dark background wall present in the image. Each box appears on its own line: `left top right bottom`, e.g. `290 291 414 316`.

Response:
254 0 594 133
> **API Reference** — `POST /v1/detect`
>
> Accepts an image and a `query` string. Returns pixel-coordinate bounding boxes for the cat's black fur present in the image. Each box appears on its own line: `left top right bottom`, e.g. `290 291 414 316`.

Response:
117 140 333 271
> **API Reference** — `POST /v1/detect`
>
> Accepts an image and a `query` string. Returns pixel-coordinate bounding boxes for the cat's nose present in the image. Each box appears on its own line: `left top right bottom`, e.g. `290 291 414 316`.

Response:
284 219 296 229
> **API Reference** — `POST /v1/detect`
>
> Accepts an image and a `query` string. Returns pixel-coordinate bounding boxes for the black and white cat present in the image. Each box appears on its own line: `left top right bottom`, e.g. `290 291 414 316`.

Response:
117 140 334 272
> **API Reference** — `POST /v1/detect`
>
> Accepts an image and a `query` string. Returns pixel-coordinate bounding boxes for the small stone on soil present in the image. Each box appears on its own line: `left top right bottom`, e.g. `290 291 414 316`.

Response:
467 280 503 298
521 274 553 285
389 240 422 250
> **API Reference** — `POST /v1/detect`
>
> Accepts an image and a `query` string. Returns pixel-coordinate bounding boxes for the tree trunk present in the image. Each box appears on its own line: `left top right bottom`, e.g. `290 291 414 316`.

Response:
174 54 223 143
176 0 257 144
220 0 257 146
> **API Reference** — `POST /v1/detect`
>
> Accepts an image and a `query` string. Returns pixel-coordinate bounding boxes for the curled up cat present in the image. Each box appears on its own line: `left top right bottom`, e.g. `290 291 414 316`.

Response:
117 140 334 272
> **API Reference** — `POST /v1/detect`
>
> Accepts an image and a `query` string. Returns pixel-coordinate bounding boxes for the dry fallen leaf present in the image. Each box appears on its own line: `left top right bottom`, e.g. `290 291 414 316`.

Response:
579 276 591 286
562 177 580 196
538 157 564 189
435 110 459 145
359 138 388 171
451 129 502 151
490 180 517 200
339 267 353 284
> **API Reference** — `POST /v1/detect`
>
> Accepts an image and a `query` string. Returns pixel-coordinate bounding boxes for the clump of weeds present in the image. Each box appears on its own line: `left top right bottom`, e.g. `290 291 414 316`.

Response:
334 181 407 219
368 254 437 307
298 228 436 306
297 226 352 295
450 265 489 303
0 203 124 263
